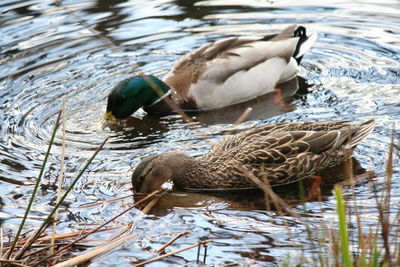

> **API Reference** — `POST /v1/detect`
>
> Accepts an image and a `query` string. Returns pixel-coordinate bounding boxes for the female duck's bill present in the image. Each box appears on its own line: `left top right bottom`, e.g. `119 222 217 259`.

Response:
104 25 317 122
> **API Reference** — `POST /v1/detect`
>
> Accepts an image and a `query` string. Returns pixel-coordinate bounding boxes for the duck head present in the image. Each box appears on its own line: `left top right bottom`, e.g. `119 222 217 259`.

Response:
131 152 196 193
104 75 170 121
131 154 175 193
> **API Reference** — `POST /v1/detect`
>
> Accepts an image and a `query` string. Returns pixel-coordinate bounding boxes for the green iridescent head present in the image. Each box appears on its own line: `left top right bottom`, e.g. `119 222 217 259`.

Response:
105 75 170 120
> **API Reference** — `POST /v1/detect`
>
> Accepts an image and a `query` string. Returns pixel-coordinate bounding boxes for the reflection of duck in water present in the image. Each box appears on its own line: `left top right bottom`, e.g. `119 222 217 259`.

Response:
131 120 375 193
104 25 316 121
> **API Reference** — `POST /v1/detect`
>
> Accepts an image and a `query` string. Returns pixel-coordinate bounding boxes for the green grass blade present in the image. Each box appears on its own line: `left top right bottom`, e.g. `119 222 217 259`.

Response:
372 242 379 267
5 111 61 259
334 185 352 267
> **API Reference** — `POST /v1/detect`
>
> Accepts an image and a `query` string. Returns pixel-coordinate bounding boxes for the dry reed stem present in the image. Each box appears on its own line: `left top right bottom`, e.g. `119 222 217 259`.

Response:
106 222 135 243
220 107 254 135
50 104 67 257
38 228 120 242
1 228 3 259
329 228 340 267
303 220 320 264
155 232 189 254
0 259 29 267
133 240 212 267
141 73 195 124
6 229 115 264
140 196 162 214
343 125 354 182
34 190 163 265
354 200 364 255
23 243 79 260
385 123 395 179
339 171 375 187
321 221 332 267
235 164 299 216
51 191 164 266
79 194 134 209
52 233 138 267
393 208 400 264
368 228 379 262
379 124 395 266
343 147 354 181
106 191 167 242
234 107 253 125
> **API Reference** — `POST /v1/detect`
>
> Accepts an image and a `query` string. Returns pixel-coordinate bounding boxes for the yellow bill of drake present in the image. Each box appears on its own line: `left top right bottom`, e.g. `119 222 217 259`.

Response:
103 111 117 123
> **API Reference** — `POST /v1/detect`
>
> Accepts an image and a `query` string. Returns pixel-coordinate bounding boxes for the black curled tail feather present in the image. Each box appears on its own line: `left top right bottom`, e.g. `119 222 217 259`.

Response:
292 26 308 64
293 26 307 38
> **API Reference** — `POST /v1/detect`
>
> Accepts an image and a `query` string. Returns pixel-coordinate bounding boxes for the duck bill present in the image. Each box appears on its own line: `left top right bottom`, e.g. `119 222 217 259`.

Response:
103 111 117 123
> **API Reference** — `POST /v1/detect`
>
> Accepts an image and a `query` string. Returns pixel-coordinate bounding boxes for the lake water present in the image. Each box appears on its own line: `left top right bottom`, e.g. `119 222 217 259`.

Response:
0 0 399 266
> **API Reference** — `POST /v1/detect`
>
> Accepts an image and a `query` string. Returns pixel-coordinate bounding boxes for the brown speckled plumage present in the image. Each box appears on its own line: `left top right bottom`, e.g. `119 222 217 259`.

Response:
131 120 375 193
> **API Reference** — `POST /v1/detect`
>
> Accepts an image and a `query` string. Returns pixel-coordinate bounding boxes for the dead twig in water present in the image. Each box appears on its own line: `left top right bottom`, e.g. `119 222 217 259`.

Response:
79 194 134 209
33 189 164 266
0 259 29 267
155 232 189 254
377 123 396 266
133 240 212 267
234 107 253 125
236 164 299 217
52 233 138 267
50 104 67 258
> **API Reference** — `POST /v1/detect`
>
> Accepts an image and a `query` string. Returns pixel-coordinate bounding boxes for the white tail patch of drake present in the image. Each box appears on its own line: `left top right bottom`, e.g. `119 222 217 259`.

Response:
295 30 317 60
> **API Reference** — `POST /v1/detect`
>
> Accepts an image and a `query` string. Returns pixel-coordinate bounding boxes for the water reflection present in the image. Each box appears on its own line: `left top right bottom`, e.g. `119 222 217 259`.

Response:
87 0 129 35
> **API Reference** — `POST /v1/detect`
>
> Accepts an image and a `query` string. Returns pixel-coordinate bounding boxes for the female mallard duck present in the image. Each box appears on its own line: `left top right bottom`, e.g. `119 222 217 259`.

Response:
105 25 317 121
131 120 375 193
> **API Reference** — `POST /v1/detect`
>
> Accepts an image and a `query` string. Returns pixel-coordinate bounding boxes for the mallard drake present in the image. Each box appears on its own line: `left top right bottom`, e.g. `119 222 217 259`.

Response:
131 120 375 193
105 24 317 121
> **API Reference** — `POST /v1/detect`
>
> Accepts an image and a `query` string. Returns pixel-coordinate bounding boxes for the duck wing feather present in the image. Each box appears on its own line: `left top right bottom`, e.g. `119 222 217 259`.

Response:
201 120 375 185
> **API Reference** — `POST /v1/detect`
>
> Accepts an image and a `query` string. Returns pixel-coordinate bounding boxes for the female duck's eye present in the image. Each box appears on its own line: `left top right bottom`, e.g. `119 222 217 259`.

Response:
151 168 163 178
136 176 145 189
